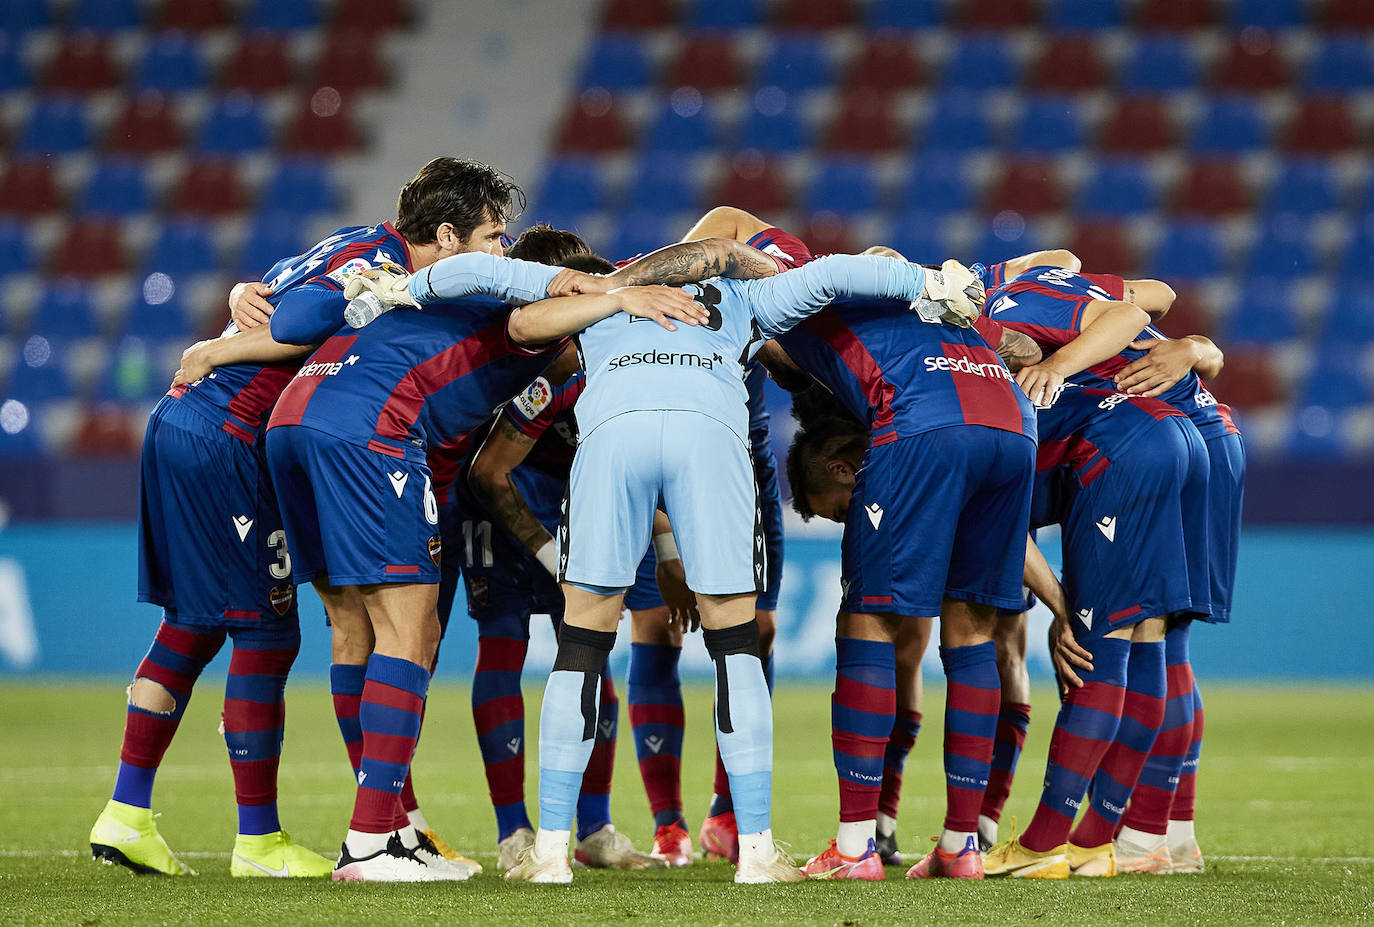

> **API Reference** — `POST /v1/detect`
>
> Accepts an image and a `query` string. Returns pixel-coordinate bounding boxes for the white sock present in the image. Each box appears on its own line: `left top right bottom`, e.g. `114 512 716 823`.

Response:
978 814 998 846
938 828 974 853
1119 825 1167 850
738 828 773 862
1166 819 1195 845
836 820 875 858
534 828 570 860
396 824 419 849
876 812 897 839
344 829 390 856
407 809 431 833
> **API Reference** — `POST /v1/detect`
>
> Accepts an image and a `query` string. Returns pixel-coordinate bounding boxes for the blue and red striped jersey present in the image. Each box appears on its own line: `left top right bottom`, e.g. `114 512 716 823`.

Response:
503 370 584 478
983 267 1237 440
747 226 817 271
172 221 411 442
266 296 562 462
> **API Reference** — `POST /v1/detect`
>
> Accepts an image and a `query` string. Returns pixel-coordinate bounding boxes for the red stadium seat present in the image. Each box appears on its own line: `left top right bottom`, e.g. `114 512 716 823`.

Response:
105 93 182 154
1028 36 1107 92
1068 221 1139 277
168 160 246 214
1172 159 1249 215
72 405 140 457
1137 0 1215 28
53 221 128 276
843 36 922 92
555 92 630 152
1211 35 1288 91
712 154 790 215
776 0 856 28
1209 349 1281 406
1285 99 1359 153
313 29 386 92
825 90 901 152
45 33 120 92
0 160 63 216
281 92 363 153
158 0 232 30
987 159 1063 214
958 0 1036 27
666 35 741 90
1097 98 1177 153
333 0 411 29
1321 0 1374 29
220 35 295 92
600 0 675 29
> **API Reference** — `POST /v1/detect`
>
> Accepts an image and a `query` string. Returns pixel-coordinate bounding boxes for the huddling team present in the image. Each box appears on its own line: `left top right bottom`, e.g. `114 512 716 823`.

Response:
87 155 1239 885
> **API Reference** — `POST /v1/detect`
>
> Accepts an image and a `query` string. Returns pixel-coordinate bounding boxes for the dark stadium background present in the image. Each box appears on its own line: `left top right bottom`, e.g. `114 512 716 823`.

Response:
0 0 1370 681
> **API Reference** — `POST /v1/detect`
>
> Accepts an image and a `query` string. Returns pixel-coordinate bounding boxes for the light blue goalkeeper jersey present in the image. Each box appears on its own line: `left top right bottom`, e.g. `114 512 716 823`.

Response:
404 251 930 444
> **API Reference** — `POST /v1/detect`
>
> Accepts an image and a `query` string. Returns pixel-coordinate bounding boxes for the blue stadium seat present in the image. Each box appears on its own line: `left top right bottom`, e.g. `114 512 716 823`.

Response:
245 0 320 30
917 92 993 152
580 33 653 91
238 213 307 279
133 32 206 92
1045 0 1124 29
1305 37 1374 91
1283 411 1350 461
971 223 1045 266
1119 36 1198 92
804 159 879 215
865 0 939 29
1264 159 1342 216
0 0 51 32
1148 222 1225 279
942 36 1019 90
0 221 36 276
897 154 975 213
0 409 43 458
1320 285 1374 344
608 210 670 263
1246 218 1318 277
1009 97 1085 152
77 160 151 217
5 357 73 404
71 0 142 30
1189 97 1270 153
122 292 192 341
737 91 810 152
642 98 719 153
533 159 610 214
684 0 763 28
142 220 218 278
755 36 834 92
17 97 92 155
1075 159 1157 216
626 154 701 213
1337 219 1374 285
261 160 339 214
1220 282 1299 344
0 33 30 91
886 213 953 265
196 95 271 154
1228 0 1303 27
1298 346 1371 409
31 281 100 340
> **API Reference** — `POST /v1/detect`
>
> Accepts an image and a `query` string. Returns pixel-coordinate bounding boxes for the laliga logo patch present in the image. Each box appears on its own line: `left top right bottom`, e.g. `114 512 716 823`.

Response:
325 257 372 286
514 377 553 420
428 534 442 566
269 585 294 616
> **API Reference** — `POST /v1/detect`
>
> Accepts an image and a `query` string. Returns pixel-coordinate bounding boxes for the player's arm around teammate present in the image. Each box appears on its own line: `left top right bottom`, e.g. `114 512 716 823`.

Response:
1014 299 1151 408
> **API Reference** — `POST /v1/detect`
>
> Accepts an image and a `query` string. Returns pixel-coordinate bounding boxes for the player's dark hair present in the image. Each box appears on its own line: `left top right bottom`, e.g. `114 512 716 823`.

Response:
394 157 525 246
786 414 869 522
559 253 615 274
505 224 591 265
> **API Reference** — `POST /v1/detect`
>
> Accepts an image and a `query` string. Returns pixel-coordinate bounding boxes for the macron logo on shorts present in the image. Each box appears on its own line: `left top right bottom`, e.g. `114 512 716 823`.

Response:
1095 515 1117 542
865 503 884 529
389 471 408 498
233 515 253 542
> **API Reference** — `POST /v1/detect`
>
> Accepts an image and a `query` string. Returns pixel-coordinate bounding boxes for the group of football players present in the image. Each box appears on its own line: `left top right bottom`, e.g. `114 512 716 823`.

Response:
86 154 1239 885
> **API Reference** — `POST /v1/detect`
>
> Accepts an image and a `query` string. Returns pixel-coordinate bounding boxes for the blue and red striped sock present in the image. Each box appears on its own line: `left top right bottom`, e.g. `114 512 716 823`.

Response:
1019 636 1130 853
1172 684 1204 822
709 651 774 818
832 637 895 824
980 701 1030 825
350 654 429 835
223 627 299 835
577 671 617 841
113 619 226 808
940 641 1001 834
1072 639 1166 847
1122 623 1195 835
329 662 366 774
877 709 922 820
627 642 686 829
471 632 531 840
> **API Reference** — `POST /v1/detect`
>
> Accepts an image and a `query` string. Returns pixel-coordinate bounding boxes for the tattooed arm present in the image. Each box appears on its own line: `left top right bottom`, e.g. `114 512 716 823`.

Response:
1120 278 1177 321
467 417 551 564
997 327 1043 373
610 237 781 287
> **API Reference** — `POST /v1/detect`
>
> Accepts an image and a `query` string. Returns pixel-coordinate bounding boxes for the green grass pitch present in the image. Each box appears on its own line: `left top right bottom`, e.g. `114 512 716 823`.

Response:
1 681 1371 925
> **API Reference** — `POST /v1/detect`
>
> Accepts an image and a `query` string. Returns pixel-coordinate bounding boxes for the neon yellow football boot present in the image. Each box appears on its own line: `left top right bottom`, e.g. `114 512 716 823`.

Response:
90 799 193 876
983 835 1069 879
231 830 335 877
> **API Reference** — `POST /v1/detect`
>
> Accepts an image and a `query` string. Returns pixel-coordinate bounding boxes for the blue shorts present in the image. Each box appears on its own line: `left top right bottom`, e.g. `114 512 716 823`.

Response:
138 396 297 628
450 479 565 626
841 426 1034 618
436 497 464 636
1200 431 1244 623
561 410 763 596
265 424 441 587
1061 415 1209 638
620 447 785 612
